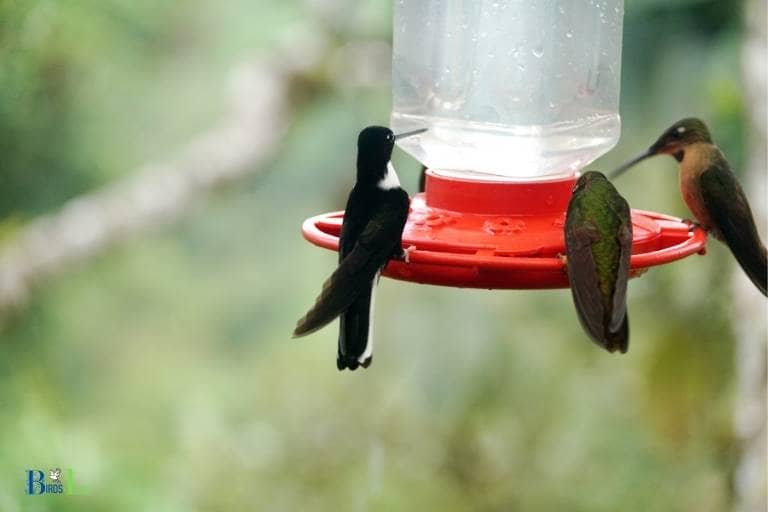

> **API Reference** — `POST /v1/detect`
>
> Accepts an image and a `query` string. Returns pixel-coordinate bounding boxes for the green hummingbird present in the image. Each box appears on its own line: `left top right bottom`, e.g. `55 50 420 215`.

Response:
565 171 633 353
611 118 767 296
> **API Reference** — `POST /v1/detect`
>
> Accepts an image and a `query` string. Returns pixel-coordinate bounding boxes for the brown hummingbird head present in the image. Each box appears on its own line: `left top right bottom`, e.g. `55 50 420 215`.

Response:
648 118 713 160
609 118 714 180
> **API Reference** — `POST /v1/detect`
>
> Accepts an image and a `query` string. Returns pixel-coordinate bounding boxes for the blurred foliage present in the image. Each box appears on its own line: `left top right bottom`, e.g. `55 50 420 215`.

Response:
0 0 761 510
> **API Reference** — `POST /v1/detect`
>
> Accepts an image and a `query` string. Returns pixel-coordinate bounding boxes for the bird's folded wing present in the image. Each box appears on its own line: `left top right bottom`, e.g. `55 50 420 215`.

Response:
700 165 748 240
610 197 633 332
293 202 408 337
700 165 767 295
565 222 606 343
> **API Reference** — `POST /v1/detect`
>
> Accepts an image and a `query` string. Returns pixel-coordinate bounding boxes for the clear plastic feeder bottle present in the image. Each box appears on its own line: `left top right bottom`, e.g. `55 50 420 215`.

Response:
391 0 625 180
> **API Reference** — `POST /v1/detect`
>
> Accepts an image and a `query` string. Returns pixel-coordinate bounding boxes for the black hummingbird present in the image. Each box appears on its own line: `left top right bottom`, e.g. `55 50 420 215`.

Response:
293 126 426 370
565 171 633 353
611 118 767 296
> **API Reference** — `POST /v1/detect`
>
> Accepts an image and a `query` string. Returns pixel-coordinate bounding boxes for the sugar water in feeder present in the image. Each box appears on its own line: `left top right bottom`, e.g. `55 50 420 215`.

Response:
391 0 624 180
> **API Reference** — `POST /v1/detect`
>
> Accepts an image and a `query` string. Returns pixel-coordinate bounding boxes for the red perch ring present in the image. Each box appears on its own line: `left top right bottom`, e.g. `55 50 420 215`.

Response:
301 170 708 289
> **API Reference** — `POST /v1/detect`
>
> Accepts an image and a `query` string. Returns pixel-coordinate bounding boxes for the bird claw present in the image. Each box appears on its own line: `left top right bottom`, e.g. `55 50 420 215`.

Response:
558 253 568 268
398 245 417 263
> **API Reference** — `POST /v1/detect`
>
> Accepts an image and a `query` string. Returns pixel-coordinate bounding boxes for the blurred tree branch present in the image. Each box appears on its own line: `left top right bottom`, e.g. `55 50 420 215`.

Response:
0 18 393 321
733 0 767 510
0 28 334 319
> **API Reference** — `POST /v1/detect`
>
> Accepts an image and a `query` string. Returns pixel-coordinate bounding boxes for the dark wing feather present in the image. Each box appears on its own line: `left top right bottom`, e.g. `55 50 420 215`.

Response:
699 165 767 296
565 221 606 346
293 197 408 337
338 185 368 262
609 195 633 333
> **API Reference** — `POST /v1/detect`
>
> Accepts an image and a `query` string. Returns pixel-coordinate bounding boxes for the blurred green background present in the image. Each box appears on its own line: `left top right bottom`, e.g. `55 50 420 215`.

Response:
0 0 763 510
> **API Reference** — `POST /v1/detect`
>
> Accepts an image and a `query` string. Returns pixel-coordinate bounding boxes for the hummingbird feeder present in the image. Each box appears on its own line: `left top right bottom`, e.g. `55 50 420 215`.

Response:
301 0 706 289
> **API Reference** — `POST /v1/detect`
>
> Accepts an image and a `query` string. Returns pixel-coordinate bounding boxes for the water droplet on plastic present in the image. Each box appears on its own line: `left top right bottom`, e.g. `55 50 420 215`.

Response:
532 46 544 58
565 31 573 38
511 220 526 233
517 63 526 71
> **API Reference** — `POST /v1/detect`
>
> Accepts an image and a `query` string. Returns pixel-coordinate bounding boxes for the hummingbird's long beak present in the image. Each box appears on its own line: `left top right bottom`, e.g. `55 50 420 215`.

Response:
394 128 428 140
609 148 654 179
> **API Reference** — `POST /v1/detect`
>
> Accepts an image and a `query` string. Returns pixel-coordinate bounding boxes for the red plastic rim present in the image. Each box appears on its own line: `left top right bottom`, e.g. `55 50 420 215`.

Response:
301 170 708 289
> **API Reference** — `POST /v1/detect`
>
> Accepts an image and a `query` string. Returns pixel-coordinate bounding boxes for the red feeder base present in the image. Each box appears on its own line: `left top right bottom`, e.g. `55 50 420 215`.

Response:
301 170 708 289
